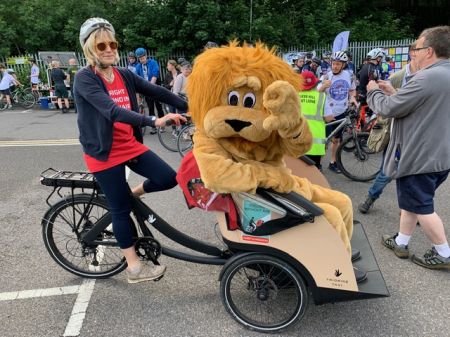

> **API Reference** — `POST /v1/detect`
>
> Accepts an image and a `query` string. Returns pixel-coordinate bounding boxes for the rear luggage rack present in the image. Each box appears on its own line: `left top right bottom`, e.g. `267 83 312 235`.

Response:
40 168 99 189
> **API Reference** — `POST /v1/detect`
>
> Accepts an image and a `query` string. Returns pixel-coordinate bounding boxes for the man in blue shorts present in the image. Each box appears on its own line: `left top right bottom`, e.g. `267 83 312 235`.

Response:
367 25 450 269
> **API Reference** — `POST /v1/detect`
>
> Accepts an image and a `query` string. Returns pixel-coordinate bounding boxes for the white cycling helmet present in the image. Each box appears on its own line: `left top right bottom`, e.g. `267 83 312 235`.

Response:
367 48 384 60
332 51 348 62
79 17 115 47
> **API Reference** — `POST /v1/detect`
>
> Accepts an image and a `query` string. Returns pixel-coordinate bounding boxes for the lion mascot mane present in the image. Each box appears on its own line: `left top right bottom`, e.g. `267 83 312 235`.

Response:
187 42 354 254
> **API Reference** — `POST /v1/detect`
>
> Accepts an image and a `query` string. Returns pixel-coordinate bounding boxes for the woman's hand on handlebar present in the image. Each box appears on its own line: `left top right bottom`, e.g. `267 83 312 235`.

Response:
155 113 187 127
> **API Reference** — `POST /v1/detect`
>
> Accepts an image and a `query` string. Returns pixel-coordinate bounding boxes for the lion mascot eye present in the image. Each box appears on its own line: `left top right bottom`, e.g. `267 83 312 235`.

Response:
243 93 256 108
228 91 239 106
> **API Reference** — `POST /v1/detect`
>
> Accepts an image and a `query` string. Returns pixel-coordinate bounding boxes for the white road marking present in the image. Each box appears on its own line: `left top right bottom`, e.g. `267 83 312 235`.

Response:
0 139 80 147
63 279 96 337
0 285 80 301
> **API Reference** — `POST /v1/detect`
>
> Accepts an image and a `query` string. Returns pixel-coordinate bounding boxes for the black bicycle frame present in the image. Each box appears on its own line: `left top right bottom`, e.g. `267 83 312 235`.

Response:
81 191 229 266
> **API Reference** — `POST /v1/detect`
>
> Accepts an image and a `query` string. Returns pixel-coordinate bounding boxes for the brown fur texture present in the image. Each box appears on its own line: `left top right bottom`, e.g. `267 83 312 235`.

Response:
189 42 353 254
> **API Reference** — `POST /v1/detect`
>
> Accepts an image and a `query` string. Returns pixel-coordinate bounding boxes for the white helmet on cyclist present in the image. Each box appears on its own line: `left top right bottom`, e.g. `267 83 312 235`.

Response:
332 51 348 63
79 17 115 47
367 48 384 60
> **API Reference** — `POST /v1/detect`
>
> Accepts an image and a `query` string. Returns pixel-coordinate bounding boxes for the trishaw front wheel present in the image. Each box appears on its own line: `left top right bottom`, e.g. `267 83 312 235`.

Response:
220 254 308 333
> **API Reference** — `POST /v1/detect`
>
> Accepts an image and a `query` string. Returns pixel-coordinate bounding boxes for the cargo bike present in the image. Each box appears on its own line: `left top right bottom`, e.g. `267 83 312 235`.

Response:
39 158 388 333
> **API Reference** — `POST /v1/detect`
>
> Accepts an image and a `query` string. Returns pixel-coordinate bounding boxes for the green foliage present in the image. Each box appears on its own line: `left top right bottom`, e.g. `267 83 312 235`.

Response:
0 0 418 58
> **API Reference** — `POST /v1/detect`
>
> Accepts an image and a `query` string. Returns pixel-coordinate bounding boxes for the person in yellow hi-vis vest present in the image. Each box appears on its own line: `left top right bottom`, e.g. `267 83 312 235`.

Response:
299 71 334 171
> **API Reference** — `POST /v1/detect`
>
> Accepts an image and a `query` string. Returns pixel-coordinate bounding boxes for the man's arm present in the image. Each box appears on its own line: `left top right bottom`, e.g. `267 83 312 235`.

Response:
367 78 427 118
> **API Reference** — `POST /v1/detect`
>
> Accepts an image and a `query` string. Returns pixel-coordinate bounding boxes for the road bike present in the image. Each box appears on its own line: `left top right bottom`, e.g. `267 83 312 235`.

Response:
39 166 388 333
326 107 382 182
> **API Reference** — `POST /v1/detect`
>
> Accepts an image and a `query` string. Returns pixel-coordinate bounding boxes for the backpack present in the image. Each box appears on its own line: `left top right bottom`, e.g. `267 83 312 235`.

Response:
367 116 391 153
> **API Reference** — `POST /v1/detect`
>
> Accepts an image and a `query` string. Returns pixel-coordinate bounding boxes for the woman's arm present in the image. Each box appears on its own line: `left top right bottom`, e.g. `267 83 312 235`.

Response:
74 70 155 127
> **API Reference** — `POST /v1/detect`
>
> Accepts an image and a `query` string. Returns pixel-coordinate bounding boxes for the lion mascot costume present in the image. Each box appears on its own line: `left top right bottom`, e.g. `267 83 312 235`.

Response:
186 42 354 256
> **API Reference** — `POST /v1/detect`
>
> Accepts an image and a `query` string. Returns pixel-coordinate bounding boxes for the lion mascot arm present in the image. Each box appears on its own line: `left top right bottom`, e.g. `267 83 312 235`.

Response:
193 131 299 194
263 80 313 158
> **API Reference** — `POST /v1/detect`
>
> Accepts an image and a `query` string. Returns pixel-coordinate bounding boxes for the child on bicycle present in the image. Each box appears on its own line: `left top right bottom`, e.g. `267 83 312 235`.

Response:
75 18 187 283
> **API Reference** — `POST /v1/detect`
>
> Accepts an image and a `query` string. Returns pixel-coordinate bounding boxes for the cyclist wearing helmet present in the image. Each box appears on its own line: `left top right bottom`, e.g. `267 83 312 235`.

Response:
302 56 322 78
356 48 383 101
292 53 305 74
74 17 187 284
127 51 138 74
343 50 355 74
320 51 332 76
6 68 21 92
318 50 357 173
134 47 165 132
0 64 19 109
204 41 218 50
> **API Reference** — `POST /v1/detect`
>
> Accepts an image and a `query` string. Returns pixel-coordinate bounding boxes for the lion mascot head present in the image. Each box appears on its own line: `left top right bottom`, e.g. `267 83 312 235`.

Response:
187 42 302 147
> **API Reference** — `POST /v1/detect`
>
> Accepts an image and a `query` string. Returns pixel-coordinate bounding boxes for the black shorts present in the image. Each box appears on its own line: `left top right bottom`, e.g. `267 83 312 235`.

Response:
326 113 346 140
396 170 450 214
0 89 11 96
55 85 68 99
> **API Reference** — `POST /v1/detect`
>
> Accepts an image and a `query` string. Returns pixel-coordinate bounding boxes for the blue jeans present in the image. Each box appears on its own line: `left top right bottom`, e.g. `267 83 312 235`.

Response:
94 150 177 249
368 151 392 199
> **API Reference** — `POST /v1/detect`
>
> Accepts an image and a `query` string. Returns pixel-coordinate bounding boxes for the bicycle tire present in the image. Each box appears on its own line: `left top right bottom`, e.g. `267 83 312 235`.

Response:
220 254 308 333
42 194 127 278
18 91 36 108
177 124 195 157
157 124 183 152
336 132 382 182
139 103 147 136
0 97 7 111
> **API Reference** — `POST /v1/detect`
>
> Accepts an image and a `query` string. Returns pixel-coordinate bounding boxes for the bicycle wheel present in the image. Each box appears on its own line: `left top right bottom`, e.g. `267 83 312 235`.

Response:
336 132 382 182
42 194 127 278
139 103 147 136
0 97 7 111
157 124 183 152
220 254 308 333
177 124 195 157
18 91 36 108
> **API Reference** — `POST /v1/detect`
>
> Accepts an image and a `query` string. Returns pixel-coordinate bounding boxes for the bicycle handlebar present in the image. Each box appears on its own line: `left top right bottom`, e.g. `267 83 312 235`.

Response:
164 113 191 126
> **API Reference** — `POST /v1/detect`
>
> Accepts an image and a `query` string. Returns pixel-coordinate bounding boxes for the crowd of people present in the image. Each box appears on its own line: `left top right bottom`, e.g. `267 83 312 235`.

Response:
299 26 450 270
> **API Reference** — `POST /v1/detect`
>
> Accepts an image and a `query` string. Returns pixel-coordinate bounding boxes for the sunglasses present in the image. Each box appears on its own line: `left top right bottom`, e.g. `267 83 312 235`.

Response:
96 41 118 52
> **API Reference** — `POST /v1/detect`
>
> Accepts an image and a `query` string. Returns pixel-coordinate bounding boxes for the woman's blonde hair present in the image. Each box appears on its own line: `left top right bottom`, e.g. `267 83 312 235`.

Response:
82 28 120 67
167 59 177 67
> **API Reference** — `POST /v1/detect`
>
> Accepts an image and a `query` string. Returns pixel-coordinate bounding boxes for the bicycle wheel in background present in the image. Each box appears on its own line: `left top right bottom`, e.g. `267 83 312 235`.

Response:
177 124 195 157
0 97 7 111
17 90 36 108
42 194 127 278
336 132 382 182
157 124 183 152
139 102 147 136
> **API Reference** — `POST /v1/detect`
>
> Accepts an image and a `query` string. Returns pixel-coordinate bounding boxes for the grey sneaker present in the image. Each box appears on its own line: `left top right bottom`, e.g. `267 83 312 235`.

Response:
412 247 450 270
382 233 409 259
358 195 376 214
126 263 166 284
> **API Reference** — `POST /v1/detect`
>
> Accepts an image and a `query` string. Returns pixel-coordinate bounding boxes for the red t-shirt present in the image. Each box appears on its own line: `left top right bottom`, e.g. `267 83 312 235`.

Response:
84 67 148 173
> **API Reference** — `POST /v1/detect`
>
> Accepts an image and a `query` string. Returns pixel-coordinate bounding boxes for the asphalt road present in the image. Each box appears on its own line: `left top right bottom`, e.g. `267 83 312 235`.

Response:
0 107 448 337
